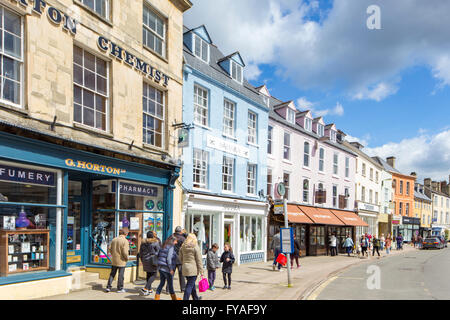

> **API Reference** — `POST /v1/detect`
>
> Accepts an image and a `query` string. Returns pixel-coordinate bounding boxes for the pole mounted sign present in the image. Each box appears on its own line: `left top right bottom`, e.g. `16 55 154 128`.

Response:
273 199 284 215
280 227 294 254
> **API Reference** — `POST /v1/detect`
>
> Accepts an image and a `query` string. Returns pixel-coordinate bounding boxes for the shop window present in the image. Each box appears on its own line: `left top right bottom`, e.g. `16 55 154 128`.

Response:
143 5 166 57
185 213 218 256
240 215 262 253
143 82 165 148
73 46 109 131
0 162 61 278
0 6 23 107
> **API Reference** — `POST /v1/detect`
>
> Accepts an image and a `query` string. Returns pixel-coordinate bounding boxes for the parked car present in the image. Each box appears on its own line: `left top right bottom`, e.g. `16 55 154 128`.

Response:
422 237 444 249
436 235 448 248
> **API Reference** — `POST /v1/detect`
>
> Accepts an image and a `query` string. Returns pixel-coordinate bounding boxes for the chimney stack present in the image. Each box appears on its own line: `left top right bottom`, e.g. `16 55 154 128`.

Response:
424 178 432 188
386 156 396 168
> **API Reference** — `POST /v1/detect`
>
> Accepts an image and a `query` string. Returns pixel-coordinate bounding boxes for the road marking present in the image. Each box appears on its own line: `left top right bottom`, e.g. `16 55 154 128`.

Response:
306 276 338 300
337 277 364 280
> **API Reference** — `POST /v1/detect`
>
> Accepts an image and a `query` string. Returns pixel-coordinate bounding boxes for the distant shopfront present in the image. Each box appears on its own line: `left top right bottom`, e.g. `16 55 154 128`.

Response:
268 204 367 257
357 202 380 238
399 217 420 242
183 192 268 265
0 131 179 286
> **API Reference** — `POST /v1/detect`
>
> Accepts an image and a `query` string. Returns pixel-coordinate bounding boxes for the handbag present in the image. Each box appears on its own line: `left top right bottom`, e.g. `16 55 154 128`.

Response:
275 253 287 266
198 276 209 292
150 254 158 267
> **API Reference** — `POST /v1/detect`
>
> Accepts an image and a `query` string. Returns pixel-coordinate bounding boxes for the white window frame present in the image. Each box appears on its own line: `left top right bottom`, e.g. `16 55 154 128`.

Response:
222 156 234 192
317 124 324 137
333 153 338 175
304 118 312 131
223 99 235 137
332 185 338 208
73 46 110 132
247 111 257 144
267 126 273 155
303 179 309 203
283 172 290 200
361 186 366 202
193 149 208 189
267 168 273 197
0 6 24 108
330 130 337 142
345 157 350 178
283 132 291 160
194 84 208 126
247 163 257 195
231 60 243 83
287 108 295 124
79 0 110 20
143 4 166 57
319 148 325 172
142 82 165 148
193 34 209 63
304 141 310 167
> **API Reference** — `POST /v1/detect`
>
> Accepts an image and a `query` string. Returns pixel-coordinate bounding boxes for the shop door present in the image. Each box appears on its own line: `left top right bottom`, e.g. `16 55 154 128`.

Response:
67 180 88 267
224 220 234 250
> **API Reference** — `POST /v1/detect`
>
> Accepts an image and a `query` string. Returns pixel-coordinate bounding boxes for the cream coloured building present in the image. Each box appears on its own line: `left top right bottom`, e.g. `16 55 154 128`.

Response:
0 0 191 299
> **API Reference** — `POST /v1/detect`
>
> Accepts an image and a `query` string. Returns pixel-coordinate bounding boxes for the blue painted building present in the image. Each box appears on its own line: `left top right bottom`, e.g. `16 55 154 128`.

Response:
181 25 269 264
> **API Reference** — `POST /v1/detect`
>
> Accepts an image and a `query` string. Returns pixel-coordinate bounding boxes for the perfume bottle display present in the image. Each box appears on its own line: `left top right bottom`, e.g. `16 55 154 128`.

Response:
15 206 31 229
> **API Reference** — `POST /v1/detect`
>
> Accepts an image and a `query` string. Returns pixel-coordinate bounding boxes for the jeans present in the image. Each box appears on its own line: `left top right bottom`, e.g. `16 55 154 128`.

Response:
106 266 125 290
386 246 390 254
208 269 216 287
372 246 380 256
272 248 282 270
166 264 185 291
156 270 174 295
223 272 232 286
145 271 157 290
330 246 337 256
380 242 384 250
183 276 199 300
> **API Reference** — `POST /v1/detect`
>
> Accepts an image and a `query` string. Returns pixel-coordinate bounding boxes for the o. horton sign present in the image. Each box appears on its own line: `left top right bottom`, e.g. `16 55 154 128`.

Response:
97 36 170 87
0 164 55 187
65 158 126 176
14 0 77 34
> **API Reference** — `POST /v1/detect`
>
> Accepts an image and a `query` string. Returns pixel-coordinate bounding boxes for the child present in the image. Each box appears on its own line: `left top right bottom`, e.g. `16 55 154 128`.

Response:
219 243 235 290
206 243 220 290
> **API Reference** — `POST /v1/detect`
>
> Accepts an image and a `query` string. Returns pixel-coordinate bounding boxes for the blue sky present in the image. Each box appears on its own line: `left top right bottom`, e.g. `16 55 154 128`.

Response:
185 0 450 180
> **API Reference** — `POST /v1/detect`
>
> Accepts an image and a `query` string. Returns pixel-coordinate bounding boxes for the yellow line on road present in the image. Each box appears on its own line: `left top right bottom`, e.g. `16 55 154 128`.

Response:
306 276 338 300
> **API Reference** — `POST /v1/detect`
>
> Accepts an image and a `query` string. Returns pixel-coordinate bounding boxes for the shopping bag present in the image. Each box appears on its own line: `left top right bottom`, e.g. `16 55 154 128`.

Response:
198 276 209 292
276 253 287 266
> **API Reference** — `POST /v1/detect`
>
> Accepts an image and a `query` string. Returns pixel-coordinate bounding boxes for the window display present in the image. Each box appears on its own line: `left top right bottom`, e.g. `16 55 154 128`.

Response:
240 215 263 252
185 212 219 255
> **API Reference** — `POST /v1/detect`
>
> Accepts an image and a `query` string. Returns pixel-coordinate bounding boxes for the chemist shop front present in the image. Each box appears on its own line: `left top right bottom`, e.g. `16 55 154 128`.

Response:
0 132 178 298
183 192 268 265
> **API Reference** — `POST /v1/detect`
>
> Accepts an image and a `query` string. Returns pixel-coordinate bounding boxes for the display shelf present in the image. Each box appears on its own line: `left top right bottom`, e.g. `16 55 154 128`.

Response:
0 229 50 276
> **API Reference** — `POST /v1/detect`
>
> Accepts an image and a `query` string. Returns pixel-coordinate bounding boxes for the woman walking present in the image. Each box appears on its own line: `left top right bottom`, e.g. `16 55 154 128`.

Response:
290 234 301 268
139 231 160 296
179 233 204 300
372 236 381 257
154 235 180 300
220 243 235 289
385 234 392 254
343 234 354 257
360 235 369 258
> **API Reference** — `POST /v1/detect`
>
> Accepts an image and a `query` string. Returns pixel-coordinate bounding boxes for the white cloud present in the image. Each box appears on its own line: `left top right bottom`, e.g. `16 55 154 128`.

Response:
364 129 450 181
296 98 344 117
346 134 371 147
244 63 262 81
185 0 450 101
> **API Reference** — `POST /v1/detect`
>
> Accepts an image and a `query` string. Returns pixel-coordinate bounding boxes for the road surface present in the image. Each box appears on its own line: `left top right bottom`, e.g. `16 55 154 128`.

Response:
311 247 450 300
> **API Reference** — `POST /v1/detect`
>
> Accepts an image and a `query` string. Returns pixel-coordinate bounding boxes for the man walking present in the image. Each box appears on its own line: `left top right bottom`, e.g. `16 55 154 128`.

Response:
372 236 381 257
270 230 283 271
105 228 129 293
396 233 403 250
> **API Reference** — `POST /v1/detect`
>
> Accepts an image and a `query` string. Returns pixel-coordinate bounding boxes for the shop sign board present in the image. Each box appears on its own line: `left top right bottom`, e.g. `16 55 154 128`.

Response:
0 164 55 187
273 199 284 215
358 202 380 213
206 135 249 158
280 227 294 254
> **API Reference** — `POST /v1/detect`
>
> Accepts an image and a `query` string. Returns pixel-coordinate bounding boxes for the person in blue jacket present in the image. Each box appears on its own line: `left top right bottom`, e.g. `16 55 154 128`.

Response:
154 235 179 300
343 234 354 257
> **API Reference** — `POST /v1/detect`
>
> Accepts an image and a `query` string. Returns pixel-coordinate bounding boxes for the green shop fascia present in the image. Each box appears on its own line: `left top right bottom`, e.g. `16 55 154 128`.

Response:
0 130 179 285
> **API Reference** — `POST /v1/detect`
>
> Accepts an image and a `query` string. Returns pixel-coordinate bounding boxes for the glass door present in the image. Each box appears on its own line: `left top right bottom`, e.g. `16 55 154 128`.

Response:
67 181 83 267
224 220 234 251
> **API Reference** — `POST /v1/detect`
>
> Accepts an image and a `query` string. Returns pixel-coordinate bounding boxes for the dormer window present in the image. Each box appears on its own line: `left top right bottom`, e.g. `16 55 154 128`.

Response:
305 118 312 132
193 34 209 63
317 124 324 137
287 109 295 124
231 60 242 83
330 130 337 142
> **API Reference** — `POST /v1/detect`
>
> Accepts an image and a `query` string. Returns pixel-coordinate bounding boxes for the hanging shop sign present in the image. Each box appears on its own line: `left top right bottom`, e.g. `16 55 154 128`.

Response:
14 0 77 34
206 135 249 158
65 159 126 176
0 164 55 187
111 181 158 197
97 36 170 87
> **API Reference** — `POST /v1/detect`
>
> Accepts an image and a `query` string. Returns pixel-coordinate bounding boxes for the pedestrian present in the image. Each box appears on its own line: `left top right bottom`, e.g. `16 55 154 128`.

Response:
372 236 381 257
380 234 385 251
167 226 186 293
418 235 423 249
290 234 301 268
329 232 337 257
206 243 220 290
360 234 369 258
411 235 415 248
220 243 235 289
396 233 403 250
179 233 204 300
105 228 129 293
154 235 180 300
343 234 354 257
139 231 160 296
385 234 392 254
270 230 283 272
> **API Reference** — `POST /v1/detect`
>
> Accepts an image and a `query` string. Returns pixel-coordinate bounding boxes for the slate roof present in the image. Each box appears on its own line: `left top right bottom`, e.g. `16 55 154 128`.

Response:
371 156 401 174
183 26 266 109
414 190 431 202
343 141 383 169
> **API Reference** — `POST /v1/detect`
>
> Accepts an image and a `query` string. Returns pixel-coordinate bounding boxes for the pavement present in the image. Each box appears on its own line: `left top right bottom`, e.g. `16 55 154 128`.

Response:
39 244 417 300
311 246 450 300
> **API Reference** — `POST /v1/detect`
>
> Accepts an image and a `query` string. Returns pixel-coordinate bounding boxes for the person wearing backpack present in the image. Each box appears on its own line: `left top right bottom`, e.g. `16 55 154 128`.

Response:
139 231 160 296
220 243 235 289
154 235 180 300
